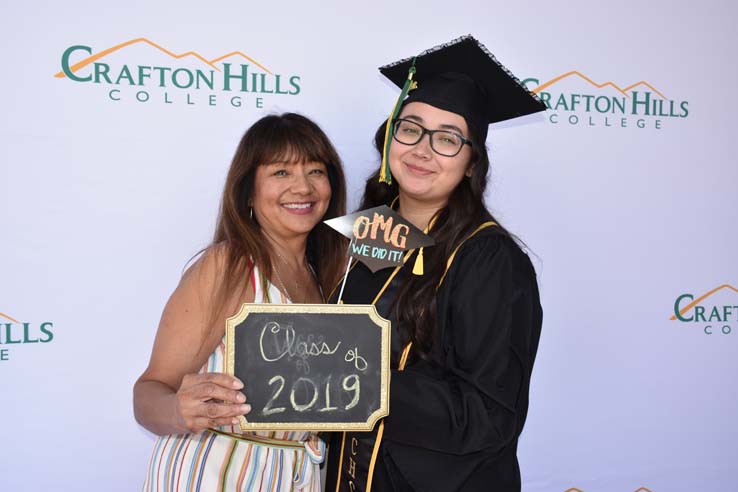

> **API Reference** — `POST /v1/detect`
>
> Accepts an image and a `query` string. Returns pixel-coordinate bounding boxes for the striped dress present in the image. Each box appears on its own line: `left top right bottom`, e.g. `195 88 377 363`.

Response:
143 265 325 492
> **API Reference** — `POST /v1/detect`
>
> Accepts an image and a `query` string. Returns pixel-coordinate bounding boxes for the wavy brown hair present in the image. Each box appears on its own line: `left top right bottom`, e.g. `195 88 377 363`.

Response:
360 115 512 362
207 113 347 329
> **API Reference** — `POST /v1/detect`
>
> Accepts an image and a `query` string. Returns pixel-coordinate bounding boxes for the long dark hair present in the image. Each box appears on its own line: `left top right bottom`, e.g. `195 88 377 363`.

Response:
209 113 347 328
360 116 510 361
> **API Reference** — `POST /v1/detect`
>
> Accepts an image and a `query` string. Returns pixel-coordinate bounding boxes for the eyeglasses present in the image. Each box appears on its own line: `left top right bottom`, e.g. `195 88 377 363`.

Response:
391 118 472 157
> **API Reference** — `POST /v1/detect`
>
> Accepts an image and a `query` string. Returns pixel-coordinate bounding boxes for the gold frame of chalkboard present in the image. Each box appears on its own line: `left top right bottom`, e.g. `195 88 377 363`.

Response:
225 303 391 431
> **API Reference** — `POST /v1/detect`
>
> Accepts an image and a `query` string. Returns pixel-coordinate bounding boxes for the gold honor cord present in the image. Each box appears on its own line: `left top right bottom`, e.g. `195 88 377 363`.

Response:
365 342 412 492
437 222 497 288
333 434 347 492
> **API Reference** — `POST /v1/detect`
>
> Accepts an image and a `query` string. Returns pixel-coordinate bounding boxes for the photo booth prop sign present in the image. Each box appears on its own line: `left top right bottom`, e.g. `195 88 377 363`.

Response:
325 205 435 272
225 304 391 431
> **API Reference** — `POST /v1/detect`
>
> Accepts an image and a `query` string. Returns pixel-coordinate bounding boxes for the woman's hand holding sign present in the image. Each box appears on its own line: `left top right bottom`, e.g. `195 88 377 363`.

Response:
174 373 252 433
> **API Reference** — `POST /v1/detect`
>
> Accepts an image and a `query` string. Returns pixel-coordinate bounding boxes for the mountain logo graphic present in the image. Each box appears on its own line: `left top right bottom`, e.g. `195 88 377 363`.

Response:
1 311 20 323
54 37 273 79
531 71 668 99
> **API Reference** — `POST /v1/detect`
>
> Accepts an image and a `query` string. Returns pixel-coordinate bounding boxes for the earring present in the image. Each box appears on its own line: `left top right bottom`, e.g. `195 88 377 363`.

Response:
249 207 253 219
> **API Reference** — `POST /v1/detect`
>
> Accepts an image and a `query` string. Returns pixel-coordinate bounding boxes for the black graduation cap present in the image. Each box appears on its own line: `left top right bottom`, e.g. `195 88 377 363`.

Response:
324 205 434 273
376 35 546 184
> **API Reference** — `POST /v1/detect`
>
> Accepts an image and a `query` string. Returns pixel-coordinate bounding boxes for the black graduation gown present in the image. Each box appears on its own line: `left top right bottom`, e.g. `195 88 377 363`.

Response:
326 226 543 492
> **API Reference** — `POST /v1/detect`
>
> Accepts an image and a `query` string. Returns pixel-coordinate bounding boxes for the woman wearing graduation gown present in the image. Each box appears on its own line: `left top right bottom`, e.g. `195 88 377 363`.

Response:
326 36 545 492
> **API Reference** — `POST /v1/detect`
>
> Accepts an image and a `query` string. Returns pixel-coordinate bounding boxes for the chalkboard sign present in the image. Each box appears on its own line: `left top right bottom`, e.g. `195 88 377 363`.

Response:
225 304 391 431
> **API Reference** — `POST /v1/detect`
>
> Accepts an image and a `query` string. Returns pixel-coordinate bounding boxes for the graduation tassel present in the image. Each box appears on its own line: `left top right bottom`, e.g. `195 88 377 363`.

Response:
412 247 424 275
380 59 417 185
412 215 436 276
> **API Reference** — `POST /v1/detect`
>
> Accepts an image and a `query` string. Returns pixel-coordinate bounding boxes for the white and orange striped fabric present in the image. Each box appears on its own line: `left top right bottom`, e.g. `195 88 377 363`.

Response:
142 265 325 492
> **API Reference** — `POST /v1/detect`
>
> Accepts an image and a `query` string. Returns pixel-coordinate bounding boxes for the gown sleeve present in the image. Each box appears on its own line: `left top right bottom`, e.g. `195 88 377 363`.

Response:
382 233 542 455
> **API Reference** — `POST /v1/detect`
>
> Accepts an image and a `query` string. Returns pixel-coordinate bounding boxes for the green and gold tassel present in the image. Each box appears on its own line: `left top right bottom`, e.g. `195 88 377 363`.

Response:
380 59 417 185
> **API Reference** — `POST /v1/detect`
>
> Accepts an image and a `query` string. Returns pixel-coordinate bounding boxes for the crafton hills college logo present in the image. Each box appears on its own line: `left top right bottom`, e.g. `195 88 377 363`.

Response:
55 37 302 108
671 284 738 335
0 310 55 361
522 71 689 130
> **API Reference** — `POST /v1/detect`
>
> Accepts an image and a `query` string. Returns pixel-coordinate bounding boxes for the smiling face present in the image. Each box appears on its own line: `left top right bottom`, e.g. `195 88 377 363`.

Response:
251 159 332 242
389 102 473 208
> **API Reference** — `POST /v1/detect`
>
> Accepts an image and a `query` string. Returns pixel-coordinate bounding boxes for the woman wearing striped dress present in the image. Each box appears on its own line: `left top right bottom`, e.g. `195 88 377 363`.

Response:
134 113 347 491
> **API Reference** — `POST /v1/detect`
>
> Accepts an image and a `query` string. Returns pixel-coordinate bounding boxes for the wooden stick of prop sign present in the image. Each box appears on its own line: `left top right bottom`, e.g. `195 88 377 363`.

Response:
336 237 355 305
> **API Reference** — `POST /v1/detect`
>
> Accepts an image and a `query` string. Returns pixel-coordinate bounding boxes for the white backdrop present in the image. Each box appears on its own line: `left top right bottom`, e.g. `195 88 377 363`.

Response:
2 1 737 491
